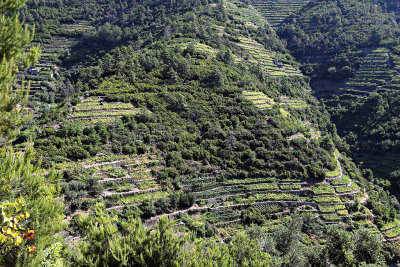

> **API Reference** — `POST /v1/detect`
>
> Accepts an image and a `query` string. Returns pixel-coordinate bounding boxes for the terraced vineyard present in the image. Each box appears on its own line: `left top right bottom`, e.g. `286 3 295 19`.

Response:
319 47 400 113
19 20 95 102
243 92 311 110
243 90 275 109
235 37 302 76
144 150 364 227
59 20 95 35
69 96 141 122
57 153 165 211
381 220 400 241
243 90 322 142
251 0 312 28
174 41 218 58
279 96 308 109
38 36 78 63
172 36 302 77
341 48 395 95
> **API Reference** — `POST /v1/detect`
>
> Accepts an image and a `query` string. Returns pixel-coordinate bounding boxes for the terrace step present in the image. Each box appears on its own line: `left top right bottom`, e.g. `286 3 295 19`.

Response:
98 176 156 184
84 160 124 169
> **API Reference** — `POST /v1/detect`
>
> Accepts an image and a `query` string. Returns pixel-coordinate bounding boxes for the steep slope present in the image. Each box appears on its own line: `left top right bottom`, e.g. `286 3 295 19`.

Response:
250 0 312 28
31 0 354 223
262 0 400 195
9 0 400 265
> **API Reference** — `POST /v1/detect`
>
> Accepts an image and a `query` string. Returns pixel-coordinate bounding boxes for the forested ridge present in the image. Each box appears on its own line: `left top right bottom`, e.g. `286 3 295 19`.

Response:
1 0 400 266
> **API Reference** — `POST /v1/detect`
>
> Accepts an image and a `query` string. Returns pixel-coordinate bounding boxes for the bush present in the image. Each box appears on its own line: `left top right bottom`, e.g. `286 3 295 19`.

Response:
66 145 89 159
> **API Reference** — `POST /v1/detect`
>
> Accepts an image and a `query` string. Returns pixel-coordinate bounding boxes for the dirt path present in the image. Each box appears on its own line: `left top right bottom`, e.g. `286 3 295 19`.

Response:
83 160 123 169
325 153 343 182
359 190 369 204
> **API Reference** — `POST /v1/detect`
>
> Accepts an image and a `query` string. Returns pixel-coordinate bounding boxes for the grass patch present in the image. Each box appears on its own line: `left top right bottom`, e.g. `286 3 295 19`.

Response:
312 183 335 195
385 227 400 238
137 181 159 190
314 196 341 203
335 183 359 193
245 183 278 191
331 176 351 186
279 184 301 190
117 191 169 204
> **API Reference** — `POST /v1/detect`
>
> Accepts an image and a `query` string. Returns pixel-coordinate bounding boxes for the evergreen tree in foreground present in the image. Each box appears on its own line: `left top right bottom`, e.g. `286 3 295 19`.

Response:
0 1 64 266
0 0 40 145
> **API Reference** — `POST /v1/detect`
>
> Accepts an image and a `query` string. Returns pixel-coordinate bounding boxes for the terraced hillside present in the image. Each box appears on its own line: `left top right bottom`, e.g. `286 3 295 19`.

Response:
251 0 312 28
60 154 164 208
143 150 368 228
7 1 400 265
313 48 400 187
235 36 302 76
243 91 275 109
214 1 303 76
355 152 400 182
18 19 95 102
314 47 400 109
172 13 302 76
69 96 141 122
342 48 395 95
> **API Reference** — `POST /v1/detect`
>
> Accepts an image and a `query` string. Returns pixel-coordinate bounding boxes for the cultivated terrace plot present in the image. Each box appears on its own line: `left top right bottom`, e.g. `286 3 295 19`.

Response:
243 92 322 141
173 151 363 226
205 1 303 77
173 41 219 58
325 149 341 179
279 96 308 109
381 220 400 240
315 152 362 222
59 20 96 36
387 76 400 90
342 48 395 95
243 90 275 109
57 153 165 210
69 96 141 122
235 37 302 76
18 20 89 102
180 171 361 224
224 0 266 29
251 0 312 28
36 36 78 63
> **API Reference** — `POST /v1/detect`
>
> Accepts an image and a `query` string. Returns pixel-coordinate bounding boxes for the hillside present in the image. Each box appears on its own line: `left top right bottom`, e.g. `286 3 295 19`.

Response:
254 0 400 197
250 0 312 28
1 0 400 266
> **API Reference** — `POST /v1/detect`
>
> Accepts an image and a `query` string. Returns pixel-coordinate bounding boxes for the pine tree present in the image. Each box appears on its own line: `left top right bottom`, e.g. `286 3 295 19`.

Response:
0 1 63 265
0 0 40 145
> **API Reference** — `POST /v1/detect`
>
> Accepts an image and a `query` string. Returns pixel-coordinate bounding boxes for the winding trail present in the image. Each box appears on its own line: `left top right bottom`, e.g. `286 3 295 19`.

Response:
325 153 343 182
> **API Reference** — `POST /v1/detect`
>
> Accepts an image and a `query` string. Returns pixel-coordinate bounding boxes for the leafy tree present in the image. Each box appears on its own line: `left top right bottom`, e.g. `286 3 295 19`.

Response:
326 227 355 266
353 228 384 265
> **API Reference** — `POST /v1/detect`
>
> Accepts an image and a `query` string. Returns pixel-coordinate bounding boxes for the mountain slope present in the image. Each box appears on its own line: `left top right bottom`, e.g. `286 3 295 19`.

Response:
255 0 400 197
5 0 400 265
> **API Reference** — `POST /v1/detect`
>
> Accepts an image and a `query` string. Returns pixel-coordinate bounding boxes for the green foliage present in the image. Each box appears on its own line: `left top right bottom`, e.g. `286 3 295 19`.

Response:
40 241 64 267
331 176 351 186
278 0 399 80
0 145 65 265
312 183 335 195
73 207 185 266
5 0 400 266
72 203 277 266
0 0 40 144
